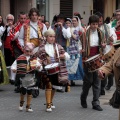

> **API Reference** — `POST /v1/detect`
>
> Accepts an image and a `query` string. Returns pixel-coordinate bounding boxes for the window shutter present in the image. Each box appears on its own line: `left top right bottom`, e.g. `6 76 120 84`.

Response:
60 0 73 18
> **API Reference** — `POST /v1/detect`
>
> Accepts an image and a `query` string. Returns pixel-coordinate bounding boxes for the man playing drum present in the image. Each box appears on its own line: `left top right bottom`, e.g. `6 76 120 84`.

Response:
95 12 117 95
11 42 42 112
35 29 70 112
80 15 106 111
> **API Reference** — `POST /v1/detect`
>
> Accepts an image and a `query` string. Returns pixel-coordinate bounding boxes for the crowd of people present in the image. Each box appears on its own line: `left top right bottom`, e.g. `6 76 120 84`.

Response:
0 7 120 115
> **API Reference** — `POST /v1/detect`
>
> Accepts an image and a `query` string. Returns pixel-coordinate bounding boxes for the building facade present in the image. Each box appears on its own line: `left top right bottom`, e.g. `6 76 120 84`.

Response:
0 0 119 25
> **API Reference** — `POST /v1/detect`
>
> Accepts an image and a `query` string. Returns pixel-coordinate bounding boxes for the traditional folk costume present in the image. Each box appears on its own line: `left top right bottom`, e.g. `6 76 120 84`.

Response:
66 16 84 82
0 24 17 82
0 26 9 84
80 27 105 110
53 23 71 51
99 23 117 94
9 20 29 91
11 43 42 112
18 20 47 48
35 29 70 112
9 21 25 58
0 50 9 85
2 25 15 66
98 47 120 120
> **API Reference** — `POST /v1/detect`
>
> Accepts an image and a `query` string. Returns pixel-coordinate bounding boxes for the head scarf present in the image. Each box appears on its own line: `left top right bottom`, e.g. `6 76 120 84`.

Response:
73 16 84 32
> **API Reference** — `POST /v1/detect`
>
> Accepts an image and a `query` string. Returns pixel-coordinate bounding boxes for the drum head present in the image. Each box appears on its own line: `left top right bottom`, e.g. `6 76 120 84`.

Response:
103 45 112 54
45 63 59 69
113 42 120 46
85 54 100 62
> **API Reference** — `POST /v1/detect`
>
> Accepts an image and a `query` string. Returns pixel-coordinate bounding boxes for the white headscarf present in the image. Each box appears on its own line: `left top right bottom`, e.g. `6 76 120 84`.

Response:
73 16 84 32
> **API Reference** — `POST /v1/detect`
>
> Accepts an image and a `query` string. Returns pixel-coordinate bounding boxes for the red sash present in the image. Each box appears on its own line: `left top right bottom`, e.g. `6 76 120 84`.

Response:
90 46 99 57
116 31 120 40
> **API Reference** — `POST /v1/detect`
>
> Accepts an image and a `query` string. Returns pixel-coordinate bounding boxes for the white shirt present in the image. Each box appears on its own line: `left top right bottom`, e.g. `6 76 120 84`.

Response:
62 27 71 39
90 29 99 47
11 55 43 71
0 26 5 36
18 21 47 47
100 24 117 43
45 43 70 60
45 43 55 57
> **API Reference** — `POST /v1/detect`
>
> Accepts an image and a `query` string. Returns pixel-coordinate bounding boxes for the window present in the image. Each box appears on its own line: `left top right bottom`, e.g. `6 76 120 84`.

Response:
60 0 73 18
116 0 120 9
37 0 46 15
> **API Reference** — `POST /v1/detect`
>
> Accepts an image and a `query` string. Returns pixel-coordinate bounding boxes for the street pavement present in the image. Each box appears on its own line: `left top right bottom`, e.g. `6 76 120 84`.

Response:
0 81 118 120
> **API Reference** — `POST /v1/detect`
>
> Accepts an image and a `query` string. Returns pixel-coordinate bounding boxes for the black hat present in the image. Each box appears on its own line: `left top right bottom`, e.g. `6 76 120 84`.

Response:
56 13 65 20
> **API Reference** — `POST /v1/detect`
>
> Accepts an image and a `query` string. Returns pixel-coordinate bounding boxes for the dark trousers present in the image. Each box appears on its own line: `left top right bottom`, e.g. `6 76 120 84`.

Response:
101 74 113 90
81 66 101 106
107 74 113 87
4 48 15 66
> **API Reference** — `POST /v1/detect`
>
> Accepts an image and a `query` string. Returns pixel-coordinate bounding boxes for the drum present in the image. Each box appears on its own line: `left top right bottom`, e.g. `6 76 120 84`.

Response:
113 41 120 49
103 46 116 62
84 54 105 72
20 74 35 87
45 63 60 75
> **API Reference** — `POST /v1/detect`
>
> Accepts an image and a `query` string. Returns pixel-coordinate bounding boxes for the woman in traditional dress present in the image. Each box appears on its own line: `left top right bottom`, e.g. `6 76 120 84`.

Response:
0 15 9 85
66 16 84 86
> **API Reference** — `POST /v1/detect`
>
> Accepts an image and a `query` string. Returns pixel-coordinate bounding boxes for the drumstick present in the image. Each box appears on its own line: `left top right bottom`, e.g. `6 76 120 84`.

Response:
50 63 54 67
109 34 113 38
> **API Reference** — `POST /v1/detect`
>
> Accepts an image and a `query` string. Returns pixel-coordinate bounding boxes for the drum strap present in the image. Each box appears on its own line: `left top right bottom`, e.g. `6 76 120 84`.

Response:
53 43 59 62
30 24 39 39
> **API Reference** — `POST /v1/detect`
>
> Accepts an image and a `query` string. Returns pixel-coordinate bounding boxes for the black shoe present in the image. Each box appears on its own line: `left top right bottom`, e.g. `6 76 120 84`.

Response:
71 81 75 86
100 90 105 95
14 87 20 93
92 105 103 111
105 86 111 90
56 89 64 93
81 100 87 108
9 80 15 85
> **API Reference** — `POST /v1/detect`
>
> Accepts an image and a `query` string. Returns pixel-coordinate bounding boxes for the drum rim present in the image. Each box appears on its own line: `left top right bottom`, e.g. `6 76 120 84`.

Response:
45 63 59 69
85 54 101 62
